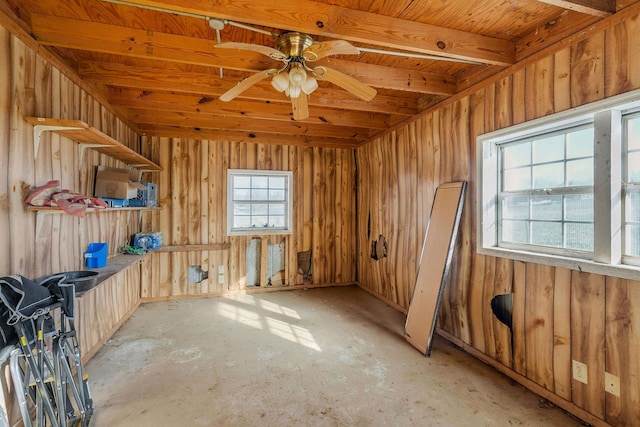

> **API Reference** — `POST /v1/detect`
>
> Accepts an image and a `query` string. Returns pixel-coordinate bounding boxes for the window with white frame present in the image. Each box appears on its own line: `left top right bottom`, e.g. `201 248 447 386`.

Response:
227 169 292 235
624 113 640 262
477 89 640 278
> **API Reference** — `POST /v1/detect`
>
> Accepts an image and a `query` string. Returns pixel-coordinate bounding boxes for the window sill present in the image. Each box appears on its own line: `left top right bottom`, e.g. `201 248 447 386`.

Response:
228 229 292 237
478 246 640 281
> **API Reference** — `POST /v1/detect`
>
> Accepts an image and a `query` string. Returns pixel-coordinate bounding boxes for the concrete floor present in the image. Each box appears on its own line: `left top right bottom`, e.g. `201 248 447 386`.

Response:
86 286 582 426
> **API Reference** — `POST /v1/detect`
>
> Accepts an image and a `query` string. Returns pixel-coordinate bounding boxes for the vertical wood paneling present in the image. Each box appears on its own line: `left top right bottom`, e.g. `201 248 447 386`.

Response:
525 264 555 390
605 14 640 96
493 258 513 367
467 90 486 350
512 69 526 125
0 27 10 275
481 256 497 359
525 56 554 121
0 29 152 279
8 36 36 274
554 48 572 112
148 139 356 297
77 264 141 363
571 271 605 418
605 277 640 426
512 260 527 376
571 34 605 106
553 267 572 400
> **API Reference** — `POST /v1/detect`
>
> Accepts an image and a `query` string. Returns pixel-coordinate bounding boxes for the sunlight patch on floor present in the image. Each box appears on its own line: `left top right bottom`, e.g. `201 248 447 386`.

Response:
218 295 321 351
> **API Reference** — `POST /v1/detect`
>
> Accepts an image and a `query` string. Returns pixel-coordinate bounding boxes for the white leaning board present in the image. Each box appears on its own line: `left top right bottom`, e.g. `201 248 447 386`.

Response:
404 181 466 356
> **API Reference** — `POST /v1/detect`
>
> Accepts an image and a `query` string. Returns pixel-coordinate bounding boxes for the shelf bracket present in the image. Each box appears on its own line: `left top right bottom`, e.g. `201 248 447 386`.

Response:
78 143 107 167
33 125 83 158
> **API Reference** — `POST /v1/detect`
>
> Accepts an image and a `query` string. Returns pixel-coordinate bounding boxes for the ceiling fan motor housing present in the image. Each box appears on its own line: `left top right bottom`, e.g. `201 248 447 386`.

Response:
277 32 314 58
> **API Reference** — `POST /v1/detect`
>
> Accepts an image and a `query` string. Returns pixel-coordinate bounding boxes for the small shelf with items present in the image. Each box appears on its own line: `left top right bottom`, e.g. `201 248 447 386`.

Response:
25 117 162 172
26 206 161 215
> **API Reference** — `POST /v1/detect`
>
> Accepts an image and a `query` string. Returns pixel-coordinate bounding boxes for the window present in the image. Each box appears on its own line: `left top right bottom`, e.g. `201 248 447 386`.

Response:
478 89 640 279
624 114 640 262
499 125 594 255
227 169 292 235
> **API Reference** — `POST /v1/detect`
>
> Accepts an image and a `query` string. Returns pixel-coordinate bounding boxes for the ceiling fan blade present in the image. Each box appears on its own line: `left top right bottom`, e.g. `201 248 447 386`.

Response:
314 66 377 101
291 94 309 120
303 40 360 61
215 42 287 61
219 69 275 102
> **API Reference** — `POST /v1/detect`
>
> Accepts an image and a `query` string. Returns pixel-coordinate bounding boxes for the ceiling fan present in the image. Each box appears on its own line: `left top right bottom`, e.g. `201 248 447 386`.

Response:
215 32 377 120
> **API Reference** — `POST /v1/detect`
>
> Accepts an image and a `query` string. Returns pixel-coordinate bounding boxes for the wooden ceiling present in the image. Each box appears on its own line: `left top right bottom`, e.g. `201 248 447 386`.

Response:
1 0 636 147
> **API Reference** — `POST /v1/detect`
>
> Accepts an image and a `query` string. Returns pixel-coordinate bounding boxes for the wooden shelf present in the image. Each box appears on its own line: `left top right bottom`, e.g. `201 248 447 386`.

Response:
27 206 161 215
156 243 231 252
25 117 162 171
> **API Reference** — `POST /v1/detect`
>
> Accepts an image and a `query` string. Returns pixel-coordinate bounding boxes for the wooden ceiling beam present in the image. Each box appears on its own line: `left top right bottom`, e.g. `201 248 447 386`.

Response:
127 108 372 139
31 13 456 95
536 0 615 17
139 125 358 148
105 0 516 65
106 88 398 129
77 61 419 116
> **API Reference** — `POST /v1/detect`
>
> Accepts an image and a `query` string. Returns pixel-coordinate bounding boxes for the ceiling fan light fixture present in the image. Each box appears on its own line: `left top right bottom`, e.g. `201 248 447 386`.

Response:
288 84 302 99
288 66 307 86
271 71 289 92
301 76 318 95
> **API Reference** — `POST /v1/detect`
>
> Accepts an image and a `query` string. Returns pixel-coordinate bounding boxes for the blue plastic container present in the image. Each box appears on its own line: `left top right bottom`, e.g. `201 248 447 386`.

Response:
84 242 108 268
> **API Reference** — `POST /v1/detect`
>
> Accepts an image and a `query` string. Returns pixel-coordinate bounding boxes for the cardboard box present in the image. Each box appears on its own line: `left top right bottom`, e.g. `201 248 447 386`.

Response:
94 166 147 199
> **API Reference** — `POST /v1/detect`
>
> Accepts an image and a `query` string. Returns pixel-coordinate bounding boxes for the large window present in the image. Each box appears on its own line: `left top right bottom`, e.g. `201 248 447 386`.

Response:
227 169 292 235
499 125 594 255
478 89 640 279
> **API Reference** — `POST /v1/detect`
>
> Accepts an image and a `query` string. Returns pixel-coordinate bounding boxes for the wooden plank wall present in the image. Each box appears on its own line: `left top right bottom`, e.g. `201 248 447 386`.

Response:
140 138 356 300
356 11 640 427
76 262 142 363
0 27 159 279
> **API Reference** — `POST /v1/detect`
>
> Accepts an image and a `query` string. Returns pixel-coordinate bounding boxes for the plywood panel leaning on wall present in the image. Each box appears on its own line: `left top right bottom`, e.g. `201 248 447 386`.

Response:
405 181 466 356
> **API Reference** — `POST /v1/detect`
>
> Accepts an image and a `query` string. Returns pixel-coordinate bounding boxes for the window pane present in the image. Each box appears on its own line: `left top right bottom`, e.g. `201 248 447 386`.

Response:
566 158 594 186
252 216 269 227
234 176 251 188
531 196 562 220
269 176 286 189
627 192 640 221
565 194 594 222
503 142 531 169
628 152 640 183
565 223 593 250
531 222 562 247
234 203 251 215
502 220 529 244
566 128 594 158
234 216 251 228
533 134 564 164
502 196 529 219
271 216 285 228
233 188 251 201
269 189 285 201
626 225 640 256
252 177 268 188
533 163 564 189
503 167 531 191
628 116 640 150
251 204 268 215
269 204 285 215
252 189 268 200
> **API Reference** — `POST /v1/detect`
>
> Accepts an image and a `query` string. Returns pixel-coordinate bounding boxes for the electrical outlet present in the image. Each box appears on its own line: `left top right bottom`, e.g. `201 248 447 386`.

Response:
605 372 620 397
218 274 225 284
218 265 225 274
572 360 588 384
